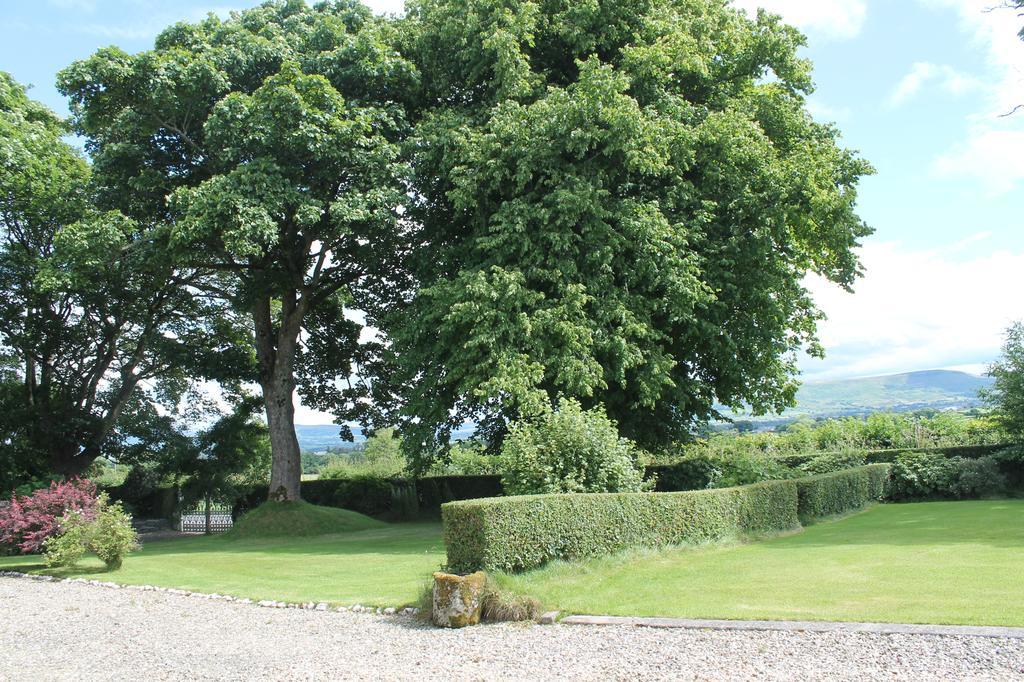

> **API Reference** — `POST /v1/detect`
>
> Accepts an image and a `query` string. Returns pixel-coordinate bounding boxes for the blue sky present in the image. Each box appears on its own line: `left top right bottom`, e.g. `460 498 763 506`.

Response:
2 0 1023 421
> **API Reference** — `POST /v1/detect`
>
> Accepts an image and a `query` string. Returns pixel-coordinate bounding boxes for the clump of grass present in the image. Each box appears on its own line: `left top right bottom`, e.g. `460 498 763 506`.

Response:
227 501 385 539
481 580 542 622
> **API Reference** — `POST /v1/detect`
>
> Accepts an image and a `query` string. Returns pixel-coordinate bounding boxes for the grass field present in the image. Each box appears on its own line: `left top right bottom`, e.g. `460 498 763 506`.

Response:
0 521 444 606
2 500 1022 625
495 500 1024 626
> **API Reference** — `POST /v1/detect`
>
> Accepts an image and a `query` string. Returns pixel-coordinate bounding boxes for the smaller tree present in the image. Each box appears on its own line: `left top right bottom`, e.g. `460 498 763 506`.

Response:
498 399 649 495
135 397 270 533
984 321 1024 440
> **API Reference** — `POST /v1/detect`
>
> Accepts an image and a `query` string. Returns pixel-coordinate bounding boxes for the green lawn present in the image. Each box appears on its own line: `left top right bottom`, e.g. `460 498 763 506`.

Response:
3 500 1022 626
0 521 445 606
494 500 1024 626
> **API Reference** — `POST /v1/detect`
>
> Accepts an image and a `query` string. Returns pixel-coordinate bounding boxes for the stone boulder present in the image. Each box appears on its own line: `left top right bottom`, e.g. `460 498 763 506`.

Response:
431 570 486 628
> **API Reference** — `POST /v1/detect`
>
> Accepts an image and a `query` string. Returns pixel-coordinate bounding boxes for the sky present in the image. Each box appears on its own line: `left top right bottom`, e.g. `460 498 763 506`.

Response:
1 0 1023 423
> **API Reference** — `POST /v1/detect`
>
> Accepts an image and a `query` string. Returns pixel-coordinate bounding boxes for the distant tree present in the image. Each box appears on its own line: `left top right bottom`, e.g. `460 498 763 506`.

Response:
393 0 874 469
984 321 1024 440
138 396 270 533
58 2 417 500
0 72 246 483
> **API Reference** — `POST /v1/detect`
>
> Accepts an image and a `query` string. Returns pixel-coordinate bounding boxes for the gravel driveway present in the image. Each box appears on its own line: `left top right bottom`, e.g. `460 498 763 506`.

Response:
1 578 1022 681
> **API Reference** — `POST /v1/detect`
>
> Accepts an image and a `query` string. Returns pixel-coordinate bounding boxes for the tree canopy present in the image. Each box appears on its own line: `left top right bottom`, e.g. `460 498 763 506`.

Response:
0 71 243 484
58 0 417 499
391 0 873 469
4 0 876 494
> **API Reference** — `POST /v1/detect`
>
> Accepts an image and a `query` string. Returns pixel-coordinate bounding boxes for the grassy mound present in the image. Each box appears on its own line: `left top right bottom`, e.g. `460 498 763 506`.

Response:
228 501 385 539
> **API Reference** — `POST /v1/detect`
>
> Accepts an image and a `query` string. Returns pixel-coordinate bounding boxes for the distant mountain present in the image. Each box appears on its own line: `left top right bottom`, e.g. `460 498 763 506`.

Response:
784 369 994 419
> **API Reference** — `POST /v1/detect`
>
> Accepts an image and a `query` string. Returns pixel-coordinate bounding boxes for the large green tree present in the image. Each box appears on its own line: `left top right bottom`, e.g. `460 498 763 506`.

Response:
59 1 416 500
392 0 874 468
0 72 241 484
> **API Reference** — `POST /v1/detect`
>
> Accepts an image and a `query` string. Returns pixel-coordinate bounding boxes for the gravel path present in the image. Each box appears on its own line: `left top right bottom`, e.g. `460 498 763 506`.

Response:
1 578 1022 681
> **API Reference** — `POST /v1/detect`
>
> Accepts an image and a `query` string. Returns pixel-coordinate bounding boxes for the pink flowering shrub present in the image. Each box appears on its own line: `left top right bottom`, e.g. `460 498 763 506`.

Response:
0 479 98 554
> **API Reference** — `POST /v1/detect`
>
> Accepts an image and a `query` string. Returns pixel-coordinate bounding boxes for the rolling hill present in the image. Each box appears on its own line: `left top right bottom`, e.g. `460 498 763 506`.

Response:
784 369 993 419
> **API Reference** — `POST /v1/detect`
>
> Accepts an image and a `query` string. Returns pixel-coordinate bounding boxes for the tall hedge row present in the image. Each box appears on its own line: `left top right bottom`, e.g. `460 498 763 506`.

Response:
795 464 890 522
444 465 893 573
443 479 800 573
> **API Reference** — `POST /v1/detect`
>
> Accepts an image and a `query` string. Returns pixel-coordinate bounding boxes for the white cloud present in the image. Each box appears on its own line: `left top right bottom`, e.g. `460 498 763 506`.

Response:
889 61 983 106
916 1 1024 193
733 0 867 41
802 239 1024 380
806 97 851 122
932 128 1024 194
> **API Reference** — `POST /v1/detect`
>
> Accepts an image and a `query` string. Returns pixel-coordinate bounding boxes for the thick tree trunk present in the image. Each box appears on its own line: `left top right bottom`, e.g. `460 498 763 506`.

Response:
263 374 302 501
254 294 304 502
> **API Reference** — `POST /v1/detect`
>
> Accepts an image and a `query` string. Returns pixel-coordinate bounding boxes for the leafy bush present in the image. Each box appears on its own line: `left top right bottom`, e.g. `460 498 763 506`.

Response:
948 457 1006 499
0 479 98 554
993 446 1024 489
443 479 799 573
43 493 138 570
498 400 649 495
650 451 793 491
799 450 867 475
795 464 890 522
319 428 407 479
889 452 1007 500
888 452 958 500
426 441 500 476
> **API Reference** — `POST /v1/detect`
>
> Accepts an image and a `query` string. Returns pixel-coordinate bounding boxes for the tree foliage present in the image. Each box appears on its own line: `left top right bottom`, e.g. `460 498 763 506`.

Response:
58 1 417 500
0 72 246 483
391 0 874 468
984 321 1024 440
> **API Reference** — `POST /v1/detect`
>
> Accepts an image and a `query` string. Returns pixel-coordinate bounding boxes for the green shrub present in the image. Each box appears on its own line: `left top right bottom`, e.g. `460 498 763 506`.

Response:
498 399 649 495
888 452 1008 500
649 451 794 491
799 450 867 475
43 493 139 570
795 464 890 522
993 446 1024 489
442 479 799 573
89 496 140 570
888 452 957 499
948 457 1006 499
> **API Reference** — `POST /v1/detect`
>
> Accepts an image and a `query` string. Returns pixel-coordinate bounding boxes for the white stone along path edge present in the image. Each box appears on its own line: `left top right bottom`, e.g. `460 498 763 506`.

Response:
0 570 418 616
5 568 1024 640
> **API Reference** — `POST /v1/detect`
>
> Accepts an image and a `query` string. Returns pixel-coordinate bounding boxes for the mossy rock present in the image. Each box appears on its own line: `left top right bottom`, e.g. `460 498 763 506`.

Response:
432 570 486 628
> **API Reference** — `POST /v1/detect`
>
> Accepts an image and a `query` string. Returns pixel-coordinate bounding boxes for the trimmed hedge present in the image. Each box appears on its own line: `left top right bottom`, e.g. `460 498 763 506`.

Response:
795 464 890 522
229 474 503 521
442 479 800 573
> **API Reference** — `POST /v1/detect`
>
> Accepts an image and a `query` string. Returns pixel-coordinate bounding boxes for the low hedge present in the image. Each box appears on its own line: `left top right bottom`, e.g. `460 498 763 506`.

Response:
795 464 890 522
442 479 800 573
